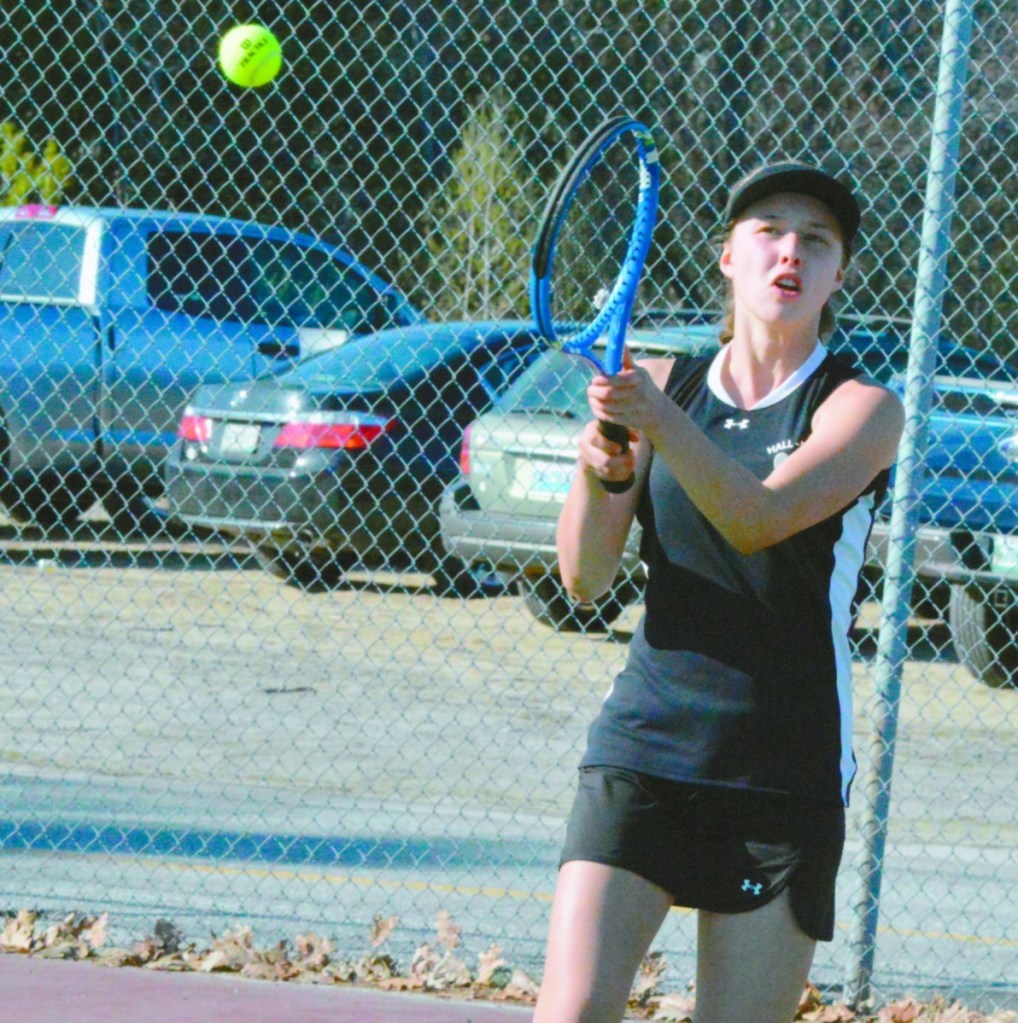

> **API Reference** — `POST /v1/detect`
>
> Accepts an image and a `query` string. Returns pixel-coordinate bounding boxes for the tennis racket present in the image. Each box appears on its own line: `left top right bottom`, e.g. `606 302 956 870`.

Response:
531 115 660 494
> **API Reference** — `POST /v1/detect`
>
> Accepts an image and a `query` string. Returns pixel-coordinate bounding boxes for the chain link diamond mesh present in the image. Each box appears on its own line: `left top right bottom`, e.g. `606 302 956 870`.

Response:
0 0 1015 1010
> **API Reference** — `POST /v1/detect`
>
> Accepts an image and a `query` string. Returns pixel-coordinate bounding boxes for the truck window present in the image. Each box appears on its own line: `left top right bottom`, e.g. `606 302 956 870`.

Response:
246 240 382 333
0 222 85 301
147 230 385 334
147 232 257 323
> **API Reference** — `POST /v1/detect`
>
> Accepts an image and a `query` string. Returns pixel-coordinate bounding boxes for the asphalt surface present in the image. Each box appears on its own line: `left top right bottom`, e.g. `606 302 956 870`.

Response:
0 952 534 1022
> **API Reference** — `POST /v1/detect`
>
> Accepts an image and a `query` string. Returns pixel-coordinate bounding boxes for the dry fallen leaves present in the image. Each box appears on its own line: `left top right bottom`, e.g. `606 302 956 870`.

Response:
293 931 332 972
426 951 472 990
369 913 399 948
881 998 928 1023
356 951 400 982
435 908 462 951
1 909 38 952
152 919 184 954
477 943 508 986
500 967 540 1001
196 925 257 973
409 941 441 979
652 991 696 1022
630 951 669 1007
1 909 111 960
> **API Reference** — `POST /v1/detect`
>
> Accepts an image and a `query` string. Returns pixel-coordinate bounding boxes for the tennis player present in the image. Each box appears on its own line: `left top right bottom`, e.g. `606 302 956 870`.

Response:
533 162 905 1023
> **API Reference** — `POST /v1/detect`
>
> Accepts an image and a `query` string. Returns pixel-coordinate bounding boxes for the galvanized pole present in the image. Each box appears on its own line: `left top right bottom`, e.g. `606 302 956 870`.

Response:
844 0 977 1006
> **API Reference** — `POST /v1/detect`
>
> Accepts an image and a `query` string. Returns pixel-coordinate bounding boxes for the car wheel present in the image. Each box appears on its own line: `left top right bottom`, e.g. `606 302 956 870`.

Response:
1 469 94 529
99 480 167 537
252 543 356 593
431 556 508 598
517 573 637 633
948 582 1018 689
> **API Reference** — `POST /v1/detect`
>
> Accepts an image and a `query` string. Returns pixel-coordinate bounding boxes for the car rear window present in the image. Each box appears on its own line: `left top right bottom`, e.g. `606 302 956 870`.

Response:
281 328 478 390
493 350 593 418
494 325 723 417
0 221 85 301
499 325 1012 418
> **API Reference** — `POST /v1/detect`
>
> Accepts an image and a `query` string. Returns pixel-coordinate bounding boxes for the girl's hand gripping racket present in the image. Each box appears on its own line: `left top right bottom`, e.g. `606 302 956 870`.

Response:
530 115 660 494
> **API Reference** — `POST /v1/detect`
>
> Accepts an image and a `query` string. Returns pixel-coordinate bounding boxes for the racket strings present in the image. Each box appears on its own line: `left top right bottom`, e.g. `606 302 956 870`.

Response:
548 137 643 342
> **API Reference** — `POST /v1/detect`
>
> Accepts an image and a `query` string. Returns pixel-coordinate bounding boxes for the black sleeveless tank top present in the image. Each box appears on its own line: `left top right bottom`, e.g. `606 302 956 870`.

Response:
580 344 890 806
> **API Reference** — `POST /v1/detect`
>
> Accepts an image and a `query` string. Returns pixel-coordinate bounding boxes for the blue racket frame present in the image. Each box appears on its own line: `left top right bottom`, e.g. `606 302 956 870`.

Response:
530 116 660 377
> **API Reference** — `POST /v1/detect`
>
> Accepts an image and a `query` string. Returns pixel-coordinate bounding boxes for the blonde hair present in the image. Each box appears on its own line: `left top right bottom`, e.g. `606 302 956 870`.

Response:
715 222 853 346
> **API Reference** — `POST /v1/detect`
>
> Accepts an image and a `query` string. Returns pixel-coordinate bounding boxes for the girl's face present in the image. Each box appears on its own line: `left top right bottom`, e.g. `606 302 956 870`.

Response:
719 192 846 334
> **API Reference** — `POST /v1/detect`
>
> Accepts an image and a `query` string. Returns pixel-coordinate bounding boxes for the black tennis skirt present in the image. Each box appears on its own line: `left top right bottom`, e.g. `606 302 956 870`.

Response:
560 765 846 941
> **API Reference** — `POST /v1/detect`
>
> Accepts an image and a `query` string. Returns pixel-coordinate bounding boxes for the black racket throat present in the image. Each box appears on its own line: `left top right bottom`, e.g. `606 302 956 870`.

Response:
532 114 638 282
597 420 634 494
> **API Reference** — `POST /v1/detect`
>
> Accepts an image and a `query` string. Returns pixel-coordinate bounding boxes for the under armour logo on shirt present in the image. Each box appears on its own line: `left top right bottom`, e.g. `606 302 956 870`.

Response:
742 879 763 896
724 418 750 430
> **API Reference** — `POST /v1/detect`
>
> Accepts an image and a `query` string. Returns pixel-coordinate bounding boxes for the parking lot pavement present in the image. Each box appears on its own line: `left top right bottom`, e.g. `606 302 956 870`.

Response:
0 953 534 1023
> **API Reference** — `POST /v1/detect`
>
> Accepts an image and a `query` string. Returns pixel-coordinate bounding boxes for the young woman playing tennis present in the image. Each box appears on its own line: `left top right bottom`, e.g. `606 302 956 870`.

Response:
533 162 905 1023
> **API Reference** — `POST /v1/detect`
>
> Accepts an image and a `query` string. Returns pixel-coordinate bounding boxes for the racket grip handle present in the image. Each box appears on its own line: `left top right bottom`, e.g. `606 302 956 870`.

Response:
597 420 634 494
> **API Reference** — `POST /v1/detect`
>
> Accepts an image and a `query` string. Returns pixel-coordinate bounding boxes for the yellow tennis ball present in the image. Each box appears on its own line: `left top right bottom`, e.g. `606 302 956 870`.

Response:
218 24 282 88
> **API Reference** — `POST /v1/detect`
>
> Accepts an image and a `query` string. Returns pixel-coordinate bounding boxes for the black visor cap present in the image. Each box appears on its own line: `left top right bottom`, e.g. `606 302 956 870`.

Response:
724 162 862 246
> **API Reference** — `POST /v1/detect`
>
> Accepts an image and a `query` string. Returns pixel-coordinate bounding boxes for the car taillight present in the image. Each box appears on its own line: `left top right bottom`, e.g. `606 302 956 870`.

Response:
459 422 474 475
178 413 212 442
273 416 393 450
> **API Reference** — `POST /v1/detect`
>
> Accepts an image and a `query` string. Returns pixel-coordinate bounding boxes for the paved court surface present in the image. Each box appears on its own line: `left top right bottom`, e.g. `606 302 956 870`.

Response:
0 952 534 1023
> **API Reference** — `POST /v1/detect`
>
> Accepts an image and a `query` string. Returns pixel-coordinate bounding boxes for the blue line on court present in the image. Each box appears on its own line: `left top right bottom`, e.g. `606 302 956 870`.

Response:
0 819 557 871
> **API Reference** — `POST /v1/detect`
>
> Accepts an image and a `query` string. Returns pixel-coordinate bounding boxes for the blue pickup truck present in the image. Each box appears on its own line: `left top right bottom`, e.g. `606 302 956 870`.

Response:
0 204 422 531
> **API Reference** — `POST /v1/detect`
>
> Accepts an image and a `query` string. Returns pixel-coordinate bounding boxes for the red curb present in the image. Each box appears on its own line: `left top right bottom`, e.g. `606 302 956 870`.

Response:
0 954 535 1023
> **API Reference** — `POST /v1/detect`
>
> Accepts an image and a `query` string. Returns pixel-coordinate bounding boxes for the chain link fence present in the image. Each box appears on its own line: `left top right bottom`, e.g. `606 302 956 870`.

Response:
1 0 1016 1012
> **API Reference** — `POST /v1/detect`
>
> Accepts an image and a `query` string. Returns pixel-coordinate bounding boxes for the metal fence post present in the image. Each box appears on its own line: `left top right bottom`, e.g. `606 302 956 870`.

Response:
843 0 978 1006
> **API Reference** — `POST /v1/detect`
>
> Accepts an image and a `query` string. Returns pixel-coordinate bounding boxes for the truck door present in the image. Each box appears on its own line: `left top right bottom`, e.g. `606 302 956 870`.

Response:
100 225 287 477
0 212 102 475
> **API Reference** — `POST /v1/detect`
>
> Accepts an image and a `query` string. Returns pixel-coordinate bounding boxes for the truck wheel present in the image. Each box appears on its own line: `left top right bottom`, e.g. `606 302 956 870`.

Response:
517 573 638 633
1 469 94 529
948 583 1018 689
252 542 355 593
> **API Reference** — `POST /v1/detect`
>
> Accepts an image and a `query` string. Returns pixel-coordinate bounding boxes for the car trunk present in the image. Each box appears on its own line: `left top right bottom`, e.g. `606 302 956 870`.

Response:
468 410 581 519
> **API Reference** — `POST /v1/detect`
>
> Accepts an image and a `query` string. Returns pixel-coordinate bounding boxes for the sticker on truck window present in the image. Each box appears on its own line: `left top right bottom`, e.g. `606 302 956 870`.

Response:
15 205 58 219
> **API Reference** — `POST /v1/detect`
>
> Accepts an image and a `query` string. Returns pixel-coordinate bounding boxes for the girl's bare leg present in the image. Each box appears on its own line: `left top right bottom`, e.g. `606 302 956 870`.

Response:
533 860 674 1023
694 888 817 1023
